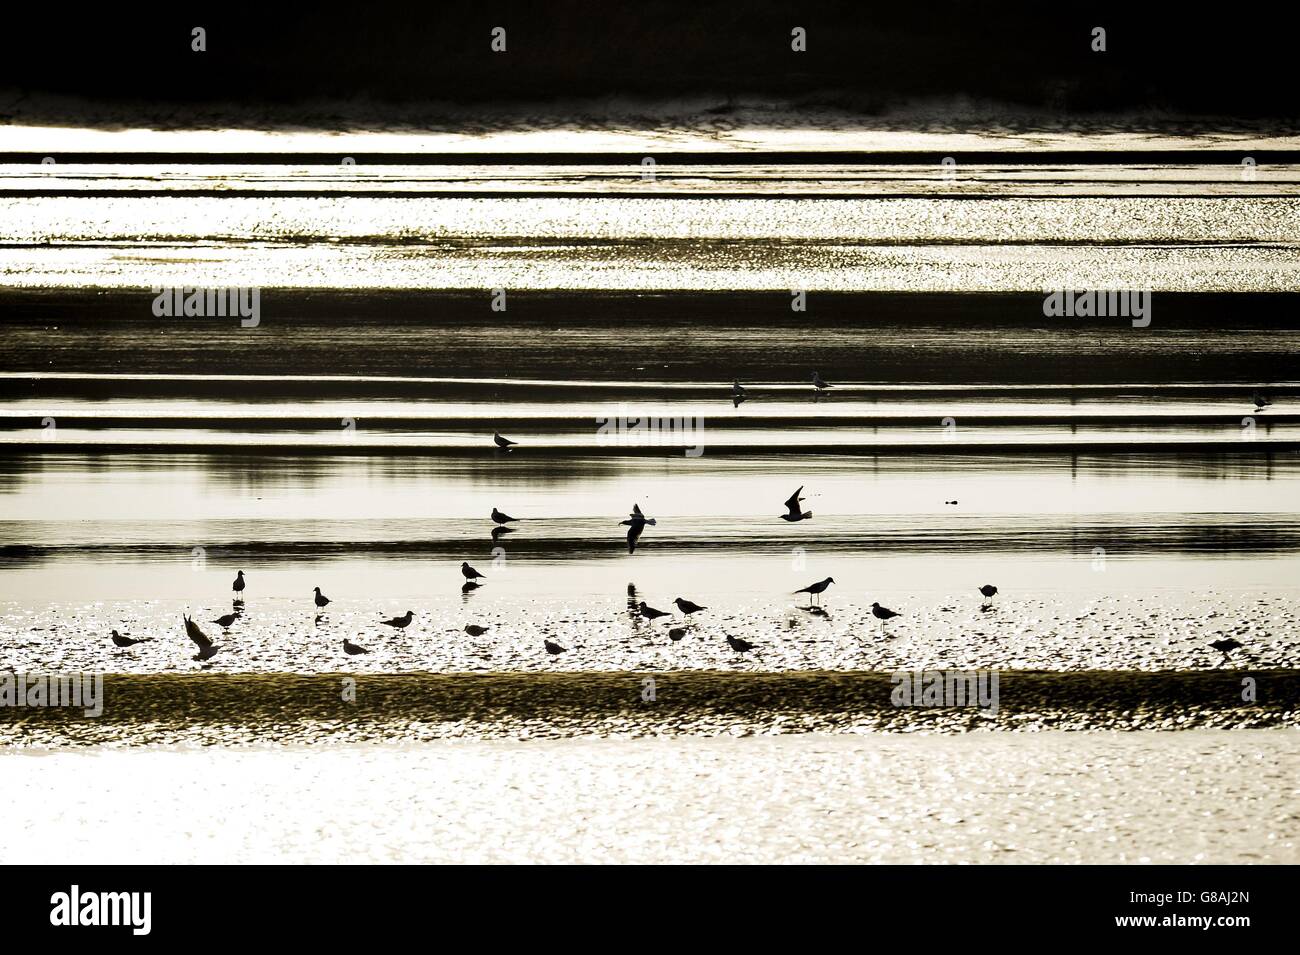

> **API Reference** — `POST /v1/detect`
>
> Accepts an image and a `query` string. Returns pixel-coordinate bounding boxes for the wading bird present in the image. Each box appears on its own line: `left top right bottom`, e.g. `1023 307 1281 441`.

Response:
726 635 754 654
872 602 901 633
491 507 518 524
1210 637 1243 663
979 584 998 607
638 601 670 622
313 587 331 610
461 561 487 582
110 630 149 648
232 570 245 594
780 486 813 522
794 576 835 605
211 612 241 630
380 610 414 629
732 380 747 408
811 371 832 397
668 627 687 641
464 624 490 637
183 615 220 662
343 638 370 655
544 639 567 655
493 432 518 450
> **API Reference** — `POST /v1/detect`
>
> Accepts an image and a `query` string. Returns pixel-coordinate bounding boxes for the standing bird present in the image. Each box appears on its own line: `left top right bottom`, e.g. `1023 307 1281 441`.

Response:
794 576 835 605
232 570 246 595
380 610 414 629
110 630 149 648
638 601 671 622
872 602 901 633
979 584 998 606
1252 391 1273 412
674 597 707 619
668 627 687 642
491 507 518 524
726 635 755 654
544 639 567 655
464 624 490 637
1210 638 1243 663
342 638 370 655
313 587 331 610
461 561 487 582
211 612 241 630
620 504 657 555
780 486 813 522
731 380 748 408
183 614 220 662
811 371 832 397
493 432 518 450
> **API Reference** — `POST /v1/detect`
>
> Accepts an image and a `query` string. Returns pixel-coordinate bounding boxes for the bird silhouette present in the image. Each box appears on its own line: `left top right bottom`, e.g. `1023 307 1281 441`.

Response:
811 371 832 397
1252 390 1272 412
780 486 813 522
544 639 567 655
872 602 901 633
979 584 998 606
1211 637 1243 663
462 561 487 581
491 507 518 524
313 587 331 610
343 638 370 655
183 614 220 661
620 504 657 554
464 624 490 637
210 612 240 630
732 380 747 408
794 576 835 605
674 597 707 618
638 601 670 622
110 630 149 648
493 432 518 450
232 570 245 594
380 610 414 629
726 635 754 653
668 627 687 641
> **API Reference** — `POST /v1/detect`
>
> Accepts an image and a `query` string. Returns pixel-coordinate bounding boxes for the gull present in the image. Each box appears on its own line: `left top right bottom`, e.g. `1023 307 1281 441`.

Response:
313 587 331 610
620 503 657 554
232 570 246 595
674 597 707 619
979 584 998 606
211 612 241 630
343 638 370 655
493 432 518 450
732 380 747 408
464 624 490 637
872 602 901 633
491 507 518 524
668 627 687 642
110 630 149 648
726 635 754 653
1211 638 1243 663
183 614 220 662
780 486 813 522
544 639 567 655
794 576 835 605
638 601 670 622
380 610 415 629
1252 391 1272 412
462 561 487 581
811 371 832 396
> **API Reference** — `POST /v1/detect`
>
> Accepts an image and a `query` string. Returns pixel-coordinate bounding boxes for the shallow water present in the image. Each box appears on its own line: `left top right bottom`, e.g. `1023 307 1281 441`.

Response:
2 731 1294 863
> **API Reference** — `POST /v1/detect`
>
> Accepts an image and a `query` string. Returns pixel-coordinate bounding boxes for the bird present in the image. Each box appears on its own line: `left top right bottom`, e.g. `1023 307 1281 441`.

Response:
620 504 657 555
342 638 370 655
313 587 331 610
732 380 747 408
726 635 754 653
1211 637 1243 661
780 486 813 522
380 611 414 629
544 639 567 655
794 576 835 605
232 570 245 594
464 624 490 637
211 612 240 630
183 614 220 661
979 584 998 606
110 630 149 648
461 561 487 581
668 627 687 641
872 602 901 632
674 597 707 618
491 507 518 524
1252 391 1272 412
811 371 832 396
945 500 959 505
493 432 518 450
638 601 670 622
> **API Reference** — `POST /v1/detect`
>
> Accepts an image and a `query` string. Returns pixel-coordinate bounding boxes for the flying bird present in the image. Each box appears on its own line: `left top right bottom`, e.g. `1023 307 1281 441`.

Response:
110 630 149 648
979 584 998 606
461 561 487 581
620 504 657 555
491 507 518 524
674 597 707 618
794 576 835 605
313 587 331 610
380 610 415 629
183 614 220 662
343 638 370 655
232 570 245 594
732 380 747 408
780 486 813 522
872 602 901 633
726 635 755 653
544 639 567 655
493 432 518 450
464 624 490 637
638 601 670 622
